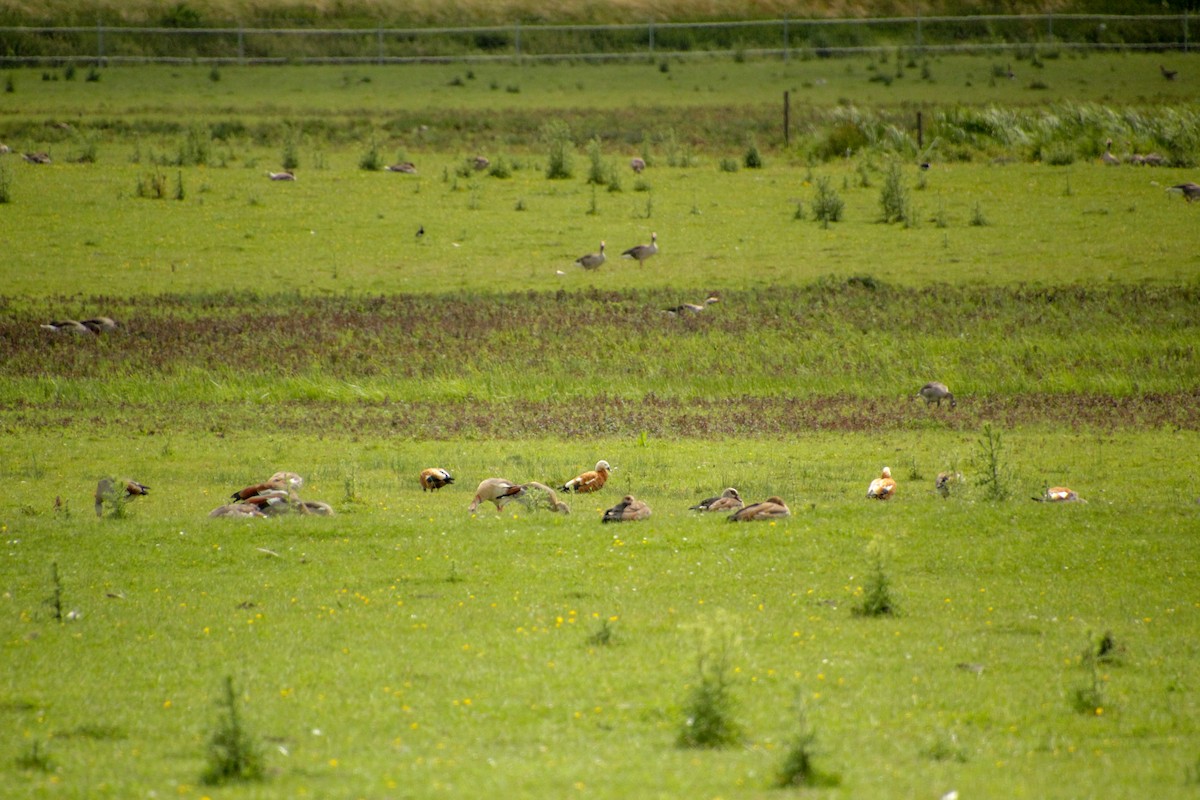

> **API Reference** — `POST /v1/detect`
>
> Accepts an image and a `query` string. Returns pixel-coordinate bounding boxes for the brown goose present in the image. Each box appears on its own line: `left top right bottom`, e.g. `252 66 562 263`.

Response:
1168 182 1200 202
621 233 658 266
601 494 651 523
519 481 571 514
419 468 455 492
468 478 525 513
866 467 897 500
560 460 611 494
728 496 789 521
95 478 150 518
918 381 956 408
574 241 606 271
690 487 743 513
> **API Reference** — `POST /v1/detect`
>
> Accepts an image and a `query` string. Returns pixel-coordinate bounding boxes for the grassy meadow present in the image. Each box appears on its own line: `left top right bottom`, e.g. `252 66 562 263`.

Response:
1 50 1200 800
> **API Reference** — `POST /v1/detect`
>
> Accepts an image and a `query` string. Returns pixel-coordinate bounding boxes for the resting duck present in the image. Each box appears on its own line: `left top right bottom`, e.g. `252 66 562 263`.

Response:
665 293 720 315
728 496 789 521
419 468 455 492
94 478 150 517
560 460 611 493
81 317 119 333
1034 486 1084 503
231 471 303 501
386 162 417 174
867 467 897 500
690 487 743 513
209 503 267 518
41 320 93 335
468 478 525 513
601 495 651 523
267 171 295 181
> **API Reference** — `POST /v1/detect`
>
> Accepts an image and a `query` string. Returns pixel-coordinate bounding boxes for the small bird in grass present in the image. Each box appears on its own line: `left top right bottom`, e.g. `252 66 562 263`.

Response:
621 232 658 266
630 157 646 174
468 478 526 513
665 293 720 315
601 494 651 523
419 468 455 492
729 496 790 521
918 381 956 409
867 467 897 500
95 478 150 517
386 162 417 174
690 487 743 513
560 460 612 494
1168 182 1200 203
267 170 295 181
574 241 606 271
1161 64 1178 81
416 225 425 239
935 471 962 499
81 317 119 333
1034 486 1084 503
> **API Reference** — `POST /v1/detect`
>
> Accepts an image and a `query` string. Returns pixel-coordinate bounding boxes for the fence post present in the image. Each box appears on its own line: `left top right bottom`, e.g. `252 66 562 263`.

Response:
515 21 521 59
648 21 655 55
783 90 790 146
1047 13 1053 41
97 18 104 62
237 25 245 64
377 25 384 65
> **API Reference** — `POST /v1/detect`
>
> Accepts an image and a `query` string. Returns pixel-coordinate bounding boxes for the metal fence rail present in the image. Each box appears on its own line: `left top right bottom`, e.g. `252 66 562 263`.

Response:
0 14 1191 65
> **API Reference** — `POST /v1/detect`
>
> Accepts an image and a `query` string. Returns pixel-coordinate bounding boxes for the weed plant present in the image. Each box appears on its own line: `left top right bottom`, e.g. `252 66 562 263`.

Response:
542 120 573 179
853 538 897 617
677 624 742 749
879 161 910 224
14 741 53 773
975 423 1010 501
775 699 840 788
201 676 265 786
811 176 844 227
0 160 10 203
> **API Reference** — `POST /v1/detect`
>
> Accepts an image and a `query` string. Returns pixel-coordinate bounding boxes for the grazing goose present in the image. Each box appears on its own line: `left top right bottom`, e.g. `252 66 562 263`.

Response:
519 481 571 514
22 152 51 164
209 503 267 518
95 478 150 518
560 460 611 494
866 467 897 500
574 241 606 271
468 478 526 513
419 468 455 492
666 293 720 315
81 317 119 333
267 170 295 181
386 162 417 174
601 494 651 523
621 232 658 266
918 381 956 408
1168 182 1200 203
728 496 790 521
231 471 303 501
1033 486 1084 503
935 471 961 499
1131 152 1165 166
1161 64 1178 81
690 487 743 513
41 320 93 335
1101 139 1120 166
630 157 646 173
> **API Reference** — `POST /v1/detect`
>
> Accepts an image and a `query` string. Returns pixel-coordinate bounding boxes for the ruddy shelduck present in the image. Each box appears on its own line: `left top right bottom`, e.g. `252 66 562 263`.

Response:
420 468 455 492
1034 486 1084 503
560 460 611 494
602 495 651 523
691 487 743 513
95 477 150 517
468 478 525 513
867 467 897 500
729 496 790 521
231 471 303 501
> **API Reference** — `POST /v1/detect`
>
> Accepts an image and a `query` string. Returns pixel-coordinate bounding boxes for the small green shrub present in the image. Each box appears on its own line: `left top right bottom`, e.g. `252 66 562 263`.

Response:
853 538 897 617
0 160 11 203
208 66 221 82
586 136 606 185
879 162 910 224
775 703 840 788
542 120 573 180
85 66 101 82
15 740 54 773
359 143 382 171
201 676 265 786
587 616 616 647
974 422 1008 500
677 627 741 749
719 157 739 173
743 141 763 169
136 170 168 199
811 176 844 227
969 201 988 227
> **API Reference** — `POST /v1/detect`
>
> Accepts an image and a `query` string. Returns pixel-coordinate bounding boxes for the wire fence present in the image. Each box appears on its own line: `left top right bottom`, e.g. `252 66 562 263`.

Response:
0 14 1193 66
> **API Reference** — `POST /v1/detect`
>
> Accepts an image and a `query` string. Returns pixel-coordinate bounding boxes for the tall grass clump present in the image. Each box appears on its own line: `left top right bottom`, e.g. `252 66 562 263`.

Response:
677 621 742 749
811 176 844 228
743 139 763 169
974 423 1009 501
359 141 382 171
586 136 607 185
852 538 897 617
542 120 574 180
879 161 911 225
775 698 840 788
201 676 265 786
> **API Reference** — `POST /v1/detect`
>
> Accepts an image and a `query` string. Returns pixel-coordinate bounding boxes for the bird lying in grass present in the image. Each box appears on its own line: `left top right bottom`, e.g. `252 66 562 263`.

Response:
690 487 743 512
560 460 611 494
231 471 303 500
867 467 897 500
1033 486 1084 503
602 494 651 522
728 496 789 521
665 293 720 315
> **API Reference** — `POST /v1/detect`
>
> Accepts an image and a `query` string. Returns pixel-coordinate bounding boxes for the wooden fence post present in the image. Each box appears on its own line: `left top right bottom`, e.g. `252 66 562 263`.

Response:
783 90 790 147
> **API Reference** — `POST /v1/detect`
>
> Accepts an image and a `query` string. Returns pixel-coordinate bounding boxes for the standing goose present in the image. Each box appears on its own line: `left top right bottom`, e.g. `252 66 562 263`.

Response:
918 381 956 408
1168 182 1200 202
95 478 150 517
621 233 658 266
419 468 455 492
690 487 743 513
574 241 606 271
559 460 611 494
468 478 526 513
666 293 720 315
601 494 651 523
728 496 789 521
866 467 897 500
519 481 571 514
1101 139 1120 166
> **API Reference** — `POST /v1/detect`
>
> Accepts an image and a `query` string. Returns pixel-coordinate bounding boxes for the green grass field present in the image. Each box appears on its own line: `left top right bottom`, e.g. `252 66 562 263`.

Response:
1 51 1199 799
